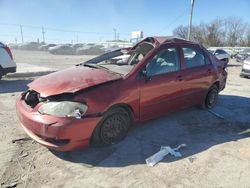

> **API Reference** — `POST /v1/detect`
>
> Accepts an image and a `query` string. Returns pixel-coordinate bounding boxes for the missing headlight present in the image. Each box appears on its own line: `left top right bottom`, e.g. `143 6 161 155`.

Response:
24 90 39 108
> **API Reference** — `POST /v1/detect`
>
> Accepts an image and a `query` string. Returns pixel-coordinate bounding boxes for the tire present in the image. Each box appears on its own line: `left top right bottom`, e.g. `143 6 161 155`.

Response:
91 107 131 146
0 68 3 80
205 85 219 109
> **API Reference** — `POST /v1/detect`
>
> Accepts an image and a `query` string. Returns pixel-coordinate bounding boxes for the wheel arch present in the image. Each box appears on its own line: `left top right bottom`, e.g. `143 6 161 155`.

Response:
212 81 220 90
90 103 134 146
106 103 135 124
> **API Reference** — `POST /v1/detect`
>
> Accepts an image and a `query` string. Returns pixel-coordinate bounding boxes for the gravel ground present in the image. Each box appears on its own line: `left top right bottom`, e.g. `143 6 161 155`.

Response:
0 50 250 188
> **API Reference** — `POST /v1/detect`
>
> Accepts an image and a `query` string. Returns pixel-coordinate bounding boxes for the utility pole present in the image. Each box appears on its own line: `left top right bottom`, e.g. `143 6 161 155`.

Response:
187 0 195 40
113 28 117 41
42 27 45 43
20 25 24 43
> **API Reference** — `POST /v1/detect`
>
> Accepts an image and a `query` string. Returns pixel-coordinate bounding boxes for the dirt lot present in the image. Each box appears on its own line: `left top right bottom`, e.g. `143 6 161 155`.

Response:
0 50 250 188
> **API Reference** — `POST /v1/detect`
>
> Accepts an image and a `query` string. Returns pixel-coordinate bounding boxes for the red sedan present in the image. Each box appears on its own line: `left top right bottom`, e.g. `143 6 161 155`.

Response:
16 37 227 151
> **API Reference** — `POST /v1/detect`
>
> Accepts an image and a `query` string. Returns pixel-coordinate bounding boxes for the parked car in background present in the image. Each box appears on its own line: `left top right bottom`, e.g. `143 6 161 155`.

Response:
236 49 250 63
48 44 75 55
240 57 250 78
0 42 16 80
75 46 105 55
16 37 227 151
104 45 120 52
8 43 19 50
72 43 84 50
38 44 56 51
18 42 40 51
208 49 230 65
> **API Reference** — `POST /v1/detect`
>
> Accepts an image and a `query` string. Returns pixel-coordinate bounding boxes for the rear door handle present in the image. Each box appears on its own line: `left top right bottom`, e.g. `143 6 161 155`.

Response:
176 75 183 81
207 69 212 74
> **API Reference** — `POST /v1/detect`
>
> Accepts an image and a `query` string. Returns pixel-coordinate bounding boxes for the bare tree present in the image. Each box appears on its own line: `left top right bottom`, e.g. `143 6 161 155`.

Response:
191 23 207 45
203 19 224 46
173 25 188 39
245 26 250 46
225 17 246 46
173 25 205 45
172 17 249 47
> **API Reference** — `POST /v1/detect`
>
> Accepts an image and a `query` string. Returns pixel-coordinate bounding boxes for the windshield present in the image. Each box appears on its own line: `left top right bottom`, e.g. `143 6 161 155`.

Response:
81 42 154 76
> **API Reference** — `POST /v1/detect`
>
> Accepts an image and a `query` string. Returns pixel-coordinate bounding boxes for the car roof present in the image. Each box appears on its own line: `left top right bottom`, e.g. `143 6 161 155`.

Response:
131 36 199 50
153 36 194 45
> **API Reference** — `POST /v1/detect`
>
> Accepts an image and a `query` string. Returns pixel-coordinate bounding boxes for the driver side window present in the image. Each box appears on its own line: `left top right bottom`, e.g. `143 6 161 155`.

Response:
147 48 180 76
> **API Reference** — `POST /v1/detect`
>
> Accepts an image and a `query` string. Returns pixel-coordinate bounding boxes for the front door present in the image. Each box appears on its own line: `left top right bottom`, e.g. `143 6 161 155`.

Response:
139 45 184 121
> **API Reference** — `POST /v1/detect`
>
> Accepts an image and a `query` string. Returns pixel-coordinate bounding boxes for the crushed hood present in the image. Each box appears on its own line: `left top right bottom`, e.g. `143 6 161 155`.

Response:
28 66 122 97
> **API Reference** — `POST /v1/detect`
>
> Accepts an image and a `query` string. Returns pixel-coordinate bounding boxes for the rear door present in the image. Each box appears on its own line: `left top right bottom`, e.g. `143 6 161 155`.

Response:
139 44 185 120
180 45 215 107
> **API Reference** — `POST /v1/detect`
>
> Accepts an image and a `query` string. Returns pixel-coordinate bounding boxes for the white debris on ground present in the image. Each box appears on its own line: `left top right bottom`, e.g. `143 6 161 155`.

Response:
146 144 186 166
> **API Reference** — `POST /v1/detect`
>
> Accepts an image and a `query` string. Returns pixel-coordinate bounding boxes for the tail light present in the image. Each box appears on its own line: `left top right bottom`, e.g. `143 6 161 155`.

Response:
4 46 13 60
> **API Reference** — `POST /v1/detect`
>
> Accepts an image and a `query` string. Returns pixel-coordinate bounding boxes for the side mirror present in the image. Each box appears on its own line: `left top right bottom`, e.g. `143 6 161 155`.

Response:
142 69 147 77
141 68 151 82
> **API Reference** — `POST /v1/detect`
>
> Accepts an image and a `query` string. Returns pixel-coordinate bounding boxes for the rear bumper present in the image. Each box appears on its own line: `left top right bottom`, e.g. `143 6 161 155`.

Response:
3 66 16 74
16 96 101 151
219 69 228 91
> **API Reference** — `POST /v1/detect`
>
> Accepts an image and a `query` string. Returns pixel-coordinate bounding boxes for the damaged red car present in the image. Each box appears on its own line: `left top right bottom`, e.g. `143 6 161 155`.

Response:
16 37 227 151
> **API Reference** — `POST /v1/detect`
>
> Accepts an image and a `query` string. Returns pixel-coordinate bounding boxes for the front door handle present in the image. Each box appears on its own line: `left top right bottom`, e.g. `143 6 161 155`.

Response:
207 69 212 74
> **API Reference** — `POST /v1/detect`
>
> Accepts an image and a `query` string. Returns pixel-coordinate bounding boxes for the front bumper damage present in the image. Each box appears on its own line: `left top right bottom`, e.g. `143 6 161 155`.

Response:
16 96 101 151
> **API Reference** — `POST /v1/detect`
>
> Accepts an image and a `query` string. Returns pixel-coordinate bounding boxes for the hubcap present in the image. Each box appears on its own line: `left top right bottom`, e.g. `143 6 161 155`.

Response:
100 114 128 144
208 89 218 107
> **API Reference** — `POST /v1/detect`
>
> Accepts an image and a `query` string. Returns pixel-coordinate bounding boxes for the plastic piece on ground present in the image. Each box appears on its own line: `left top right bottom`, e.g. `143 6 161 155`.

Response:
146 144 186 166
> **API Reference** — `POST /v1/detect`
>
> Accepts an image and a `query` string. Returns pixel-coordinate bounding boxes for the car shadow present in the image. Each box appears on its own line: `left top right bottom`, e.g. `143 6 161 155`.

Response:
0 79 31 93
0 71 55 93
52 95 250 167
6 71 55 78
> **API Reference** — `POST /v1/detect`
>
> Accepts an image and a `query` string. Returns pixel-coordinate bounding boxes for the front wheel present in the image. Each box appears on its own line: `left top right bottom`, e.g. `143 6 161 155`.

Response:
205 85 219 109
91 107 131 146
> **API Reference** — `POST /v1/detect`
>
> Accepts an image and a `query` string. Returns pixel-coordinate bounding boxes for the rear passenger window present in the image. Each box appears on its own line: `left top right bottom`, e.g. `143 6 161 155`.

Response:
182 47 206 68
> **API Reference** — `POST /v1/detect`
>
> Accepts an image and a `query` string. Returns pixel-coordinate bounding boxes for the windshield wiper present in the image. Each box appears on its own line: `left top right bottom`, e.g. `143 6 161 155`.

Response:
82 63 110 71
80 63 123 76
82 63 100 69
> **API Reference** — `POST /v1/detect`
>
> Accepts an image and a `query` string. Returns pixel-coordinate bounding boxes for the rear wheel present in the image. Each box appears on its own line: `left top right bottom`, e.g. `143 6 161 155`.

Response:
0 68 3 80
91 107 131 146
205 85 219 109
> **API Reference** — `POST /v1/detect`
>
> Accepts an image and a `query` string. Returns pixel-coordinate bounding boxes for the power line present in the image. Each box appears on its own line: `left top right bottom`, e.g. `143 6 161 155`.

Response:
0 22 130 36
157 8 189 34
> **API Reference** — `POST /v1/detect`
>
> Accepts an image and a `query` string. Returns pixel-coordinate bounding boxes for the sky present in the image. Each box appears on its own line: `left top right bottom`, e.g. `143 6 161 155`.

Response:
0 0 249 44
